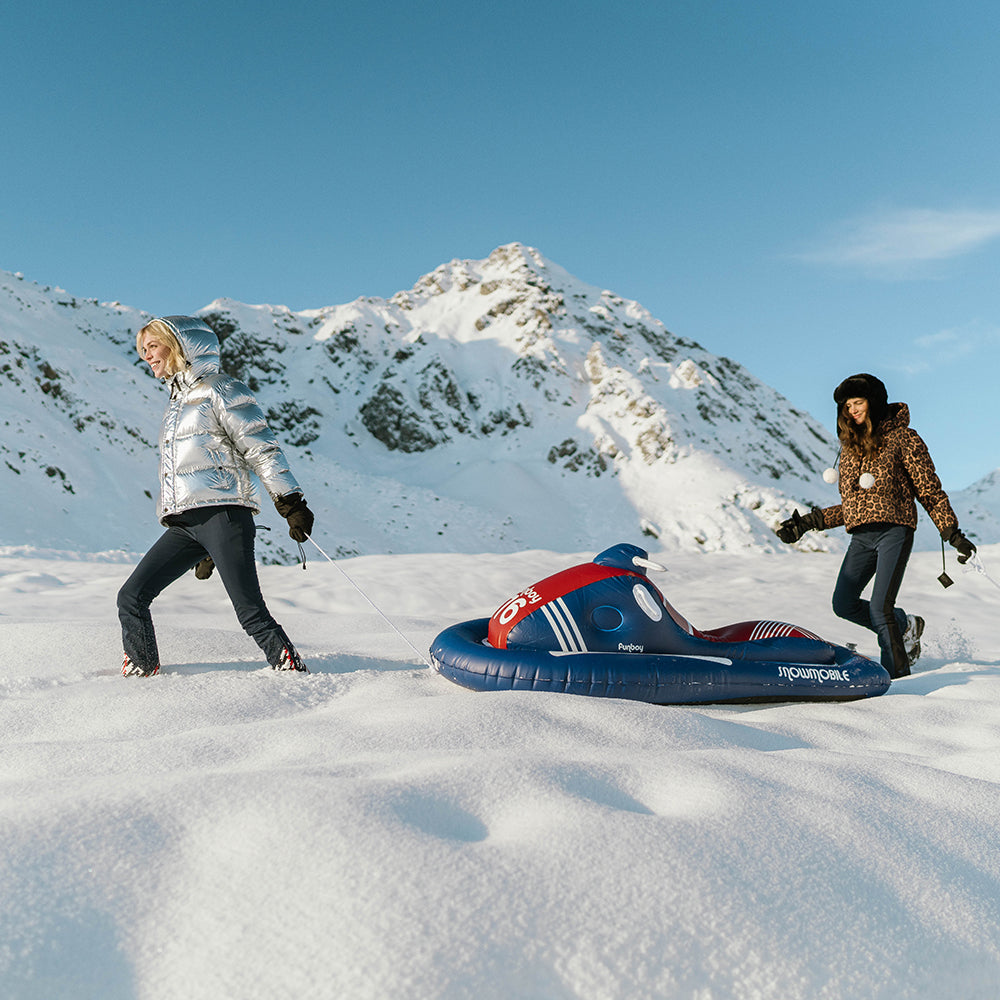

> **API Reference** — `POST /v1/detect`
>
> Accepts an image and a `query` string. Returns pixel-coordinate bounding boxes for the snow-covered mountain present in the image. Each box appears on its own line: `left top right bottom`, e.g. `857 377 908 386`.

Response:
947 468 1000 549
1 244 991 560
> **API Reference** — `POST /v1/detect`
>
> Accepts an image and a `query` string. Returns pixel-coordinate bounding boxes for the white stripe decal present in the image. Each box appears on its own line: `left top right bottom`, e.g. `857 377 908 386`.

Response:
751 621 793 641
756 621 818 641
540 604 573 651
555 597 588 651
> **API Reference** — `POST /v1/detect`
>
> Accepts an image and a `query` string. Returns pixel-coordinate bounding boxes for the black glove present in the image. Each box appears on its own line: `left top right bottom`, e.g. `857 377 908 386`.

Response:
274 493 314 542
945 527 976 565
775 507 825 544
194 556 215 580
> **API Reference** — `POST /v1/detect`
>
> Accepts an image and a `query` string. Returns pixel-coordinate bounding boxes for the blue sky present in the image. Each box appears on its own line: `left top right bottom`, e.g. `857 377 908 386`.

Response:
3 0 999 489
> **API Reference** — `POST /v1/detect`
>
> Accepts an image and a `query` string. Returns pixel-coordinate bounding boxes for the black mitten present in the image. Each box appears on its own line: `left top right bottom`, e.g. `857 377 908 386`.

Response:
945 527 976 565
194 556 215 580
776 507 824 544
274 493 314 542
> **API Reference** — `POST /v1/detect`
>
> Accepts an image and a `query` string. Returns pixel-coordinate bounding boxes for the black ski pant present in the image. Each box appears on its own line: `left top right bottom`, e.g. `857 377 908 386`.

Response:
831 524 913 678
118 505 294 670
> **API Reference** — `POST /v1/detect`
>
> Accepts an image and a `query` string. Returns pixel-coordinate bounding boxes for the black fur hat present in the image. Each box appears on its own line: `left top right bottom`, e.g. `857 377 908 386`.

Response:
834 373 888 426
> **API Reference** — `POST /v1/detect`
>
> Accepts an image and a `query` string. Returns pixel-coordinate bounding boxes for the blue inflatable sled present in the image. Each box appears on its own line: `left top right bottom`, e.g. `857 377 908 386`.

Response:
430 543 891 704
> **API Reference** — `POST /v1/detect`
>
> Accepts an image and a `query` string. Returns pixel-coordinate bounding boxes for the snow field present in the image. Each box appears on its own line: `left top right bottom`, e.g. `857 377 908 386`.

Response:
1 546 999 999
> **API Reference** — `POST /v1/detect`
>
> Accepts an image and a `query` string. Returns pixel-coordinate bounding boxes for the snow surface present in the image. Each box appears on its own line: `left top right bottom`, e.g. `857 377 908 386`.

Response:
2 543 999 999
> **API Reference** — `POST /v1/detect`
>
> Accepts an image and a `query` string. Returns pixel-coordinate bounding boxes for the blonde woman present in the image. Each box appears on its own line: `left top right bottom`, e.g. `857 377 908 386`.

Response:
117 316 314 676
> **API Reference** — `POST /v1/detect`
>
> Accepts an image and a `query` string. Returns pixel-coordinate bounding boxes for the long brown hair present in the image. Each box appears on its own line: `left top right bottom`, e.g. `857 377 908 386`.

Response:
833 373 889 460
837 403 882 459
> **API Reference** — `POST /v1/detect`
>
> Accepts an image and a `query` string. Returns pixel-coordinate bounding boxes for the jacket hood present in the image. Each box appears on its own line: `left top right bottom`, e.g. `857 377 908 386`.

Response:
161 316 220 382
883 400 909 430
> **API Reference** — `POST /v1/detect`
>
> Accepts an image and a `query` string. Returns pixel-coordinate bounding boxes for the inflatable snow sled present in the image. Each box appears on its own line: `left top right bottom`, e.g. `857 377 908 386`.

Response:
430 543 891 705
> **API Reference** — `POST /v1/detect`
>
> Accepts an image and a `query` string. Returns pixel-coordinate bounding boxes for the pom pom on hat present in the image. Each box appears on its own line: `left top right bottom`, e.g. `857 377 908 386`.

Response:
823 467 839 484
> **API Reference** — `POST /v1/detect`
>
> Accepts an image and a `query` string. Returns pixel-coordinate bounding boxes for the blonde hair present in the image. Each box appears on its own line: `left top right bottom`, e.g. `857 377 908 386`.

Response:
137 319 188 377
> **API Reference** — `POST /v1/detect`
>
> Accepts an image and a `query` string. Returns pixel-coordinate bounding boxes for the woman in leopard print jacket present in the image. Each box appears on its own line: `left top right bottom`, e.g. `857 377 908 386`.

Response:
776 373 975 679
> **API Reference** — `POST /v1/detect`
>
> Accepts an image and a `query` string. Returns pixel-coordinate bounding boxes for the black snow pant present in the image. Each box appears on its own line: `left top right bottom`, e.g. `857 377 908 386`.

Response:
118 505 295 670
831 524 913 678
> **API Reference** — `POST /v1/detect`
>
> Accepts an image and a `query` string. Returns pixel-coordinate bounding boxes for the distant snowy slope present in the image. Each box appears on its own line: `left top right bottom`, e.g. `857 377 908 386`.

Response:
0 244 923 560
946 469 1000 549
0 275 160 553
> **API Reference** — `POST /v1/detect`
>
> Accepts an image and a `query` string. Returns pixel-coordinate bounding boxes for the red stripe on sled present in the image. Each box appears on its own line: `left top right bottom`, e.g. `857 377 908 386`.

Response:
488 564 642 649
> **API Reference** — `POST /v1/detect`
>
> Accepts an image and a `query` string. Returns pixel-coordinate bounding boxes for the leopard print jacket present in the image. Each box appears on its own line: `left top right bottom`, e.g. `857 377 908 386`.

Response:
820 402 958 535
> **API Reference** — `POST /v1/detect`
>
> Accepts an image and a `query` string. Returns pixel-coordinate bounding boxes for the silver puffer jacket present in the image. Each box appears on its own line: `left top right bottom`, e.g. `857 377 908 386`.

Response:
155 316 301 523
